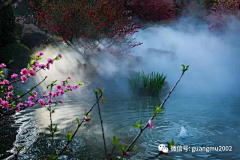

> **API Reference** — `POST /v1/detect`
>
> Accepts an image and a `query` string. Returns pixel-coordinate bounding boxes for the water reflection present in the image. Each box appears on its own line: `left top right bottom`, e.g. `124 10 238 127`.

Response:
3 94 240 160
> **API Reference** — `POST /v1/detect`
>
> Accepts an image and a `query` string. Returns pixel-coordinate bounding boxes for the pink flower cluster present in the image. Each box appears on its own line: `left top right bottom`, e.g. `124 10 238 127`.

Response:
0 53 76 113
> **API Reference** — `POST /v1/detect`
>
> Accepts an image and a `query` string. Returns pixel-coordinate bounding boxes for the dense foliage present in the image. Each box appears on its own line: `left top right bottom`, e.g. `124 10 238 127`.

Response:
0 4 16 47
0 44 32 74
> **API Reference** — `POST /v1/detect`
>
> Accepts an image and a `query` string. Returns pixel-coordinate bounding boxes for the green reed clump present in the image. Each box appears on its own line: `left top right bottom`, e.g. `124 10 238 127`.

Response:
128 70 168 97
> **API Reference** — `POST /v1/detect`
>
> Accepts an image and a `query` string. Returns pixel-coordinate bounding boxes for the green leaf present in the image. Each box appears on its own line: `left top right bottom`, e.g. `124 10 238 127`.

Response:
155 106 164 114
11 101 16 106
112 136 120 146
29 92 34 96
27 63 30 69
64 89 68 92
51 109 55 113
55 56 61 60
48 154 58 160
55 102 60 106
49 125 52 132
52 80 57 85
17 146 24 152
54 125 59 132
129 144 134 151
9 60 13 64
118 145 127 152
30 60 35 65
76 118 80 125
132 120 142 129
76 81 83 85
47 84 50 89
67 132 73 141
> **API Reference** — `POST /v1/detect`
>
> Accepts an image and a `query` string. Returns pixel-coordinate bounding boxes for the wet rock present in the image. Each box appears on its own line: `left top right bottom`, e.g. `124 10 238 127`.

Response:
20 24 49 49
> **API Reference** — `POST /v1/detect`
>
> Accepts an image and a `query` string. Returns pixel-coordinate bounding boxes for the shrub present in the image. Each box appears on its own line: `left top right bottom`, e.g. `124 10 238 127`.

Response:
0 4 16 47
0 44 33 74
207 0 240 30
128 70 168 97
124 0 175 23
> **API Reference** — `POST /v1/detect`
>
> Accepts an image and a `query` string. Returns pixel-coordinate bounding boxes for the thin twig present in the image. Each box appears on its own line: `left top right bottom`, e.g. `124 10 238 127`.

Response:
124 71 185 153
96 94 108 159
19 76 48 99
56 94 102 158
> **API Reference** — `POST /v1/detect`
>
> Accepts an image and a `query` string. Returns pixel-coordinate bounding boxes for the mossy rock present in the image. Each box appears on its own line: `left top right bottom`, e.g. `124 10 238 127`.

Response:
0 44 33 74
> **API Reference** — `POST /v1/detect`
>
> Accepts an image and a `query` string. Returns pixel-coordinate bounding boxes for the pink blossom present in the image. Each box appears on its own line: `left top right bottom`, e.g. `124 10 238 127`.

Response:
56 85 62 90
32 65 36 71
148 120 154 131
68 76 71 79
66 84 71 89
28 96 34 101
0 82 5 85
0 98 2 104
2 101 9 108
49 99 54 104
20 68 28 76
58 53 62 58
34 61 39 67
5 96 10 100
73 85 78 90
16 103 23 113
16 105 20 112
48 58 53 64
125 151 130 156
39 64 46 69
11 73 18 79
6 92 13 96
17 95 20 99
0 63 6 68
52 93 57 98
39 52 43 56
38 99 44 106
3 80 9 84
28 70 36 77
36 53 40 57
62 80 65 86
33 91 37 95
8 86 13 90
46 63 50 70
81 83 84 87
59 99 63 104
13 3 18 8
21 75 28 83
84 116 90 122
60 90 64 96
29 102 35 107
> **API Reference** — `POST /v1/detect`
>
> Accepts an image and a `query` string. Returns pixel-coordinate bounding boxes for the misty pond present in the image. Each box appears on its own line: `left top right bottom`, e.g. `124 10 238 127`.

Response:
1 18 240 160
